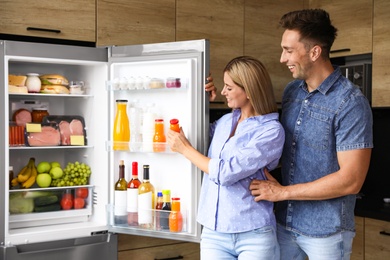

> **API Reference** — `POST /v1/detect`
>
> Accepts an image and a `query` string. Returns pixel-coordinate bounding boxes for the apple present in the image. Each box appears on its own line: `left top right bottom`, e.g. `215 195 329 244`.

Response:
37 161 51 174
51 161 61 169
36 173 52 188
50 167 63 179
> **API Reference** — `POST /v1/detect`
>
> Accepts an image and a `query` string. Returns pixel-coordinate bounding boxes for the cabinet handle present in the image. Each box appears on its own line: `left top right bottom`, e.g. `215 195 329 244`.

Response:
379 230 390 236
155 256 183 260
330 48 351 54
26 27 61 34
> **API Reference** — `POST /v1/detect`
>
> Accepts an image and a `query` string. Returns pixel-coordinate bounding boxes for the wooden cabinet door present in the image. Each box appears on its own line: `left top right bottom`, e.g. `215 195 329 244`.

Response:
365 218 390 260
176 0 245 108
309 0 373 58
351 216 364 260
0 0 96 42
372 0 390 107
97 0 175 47
244 0 305 104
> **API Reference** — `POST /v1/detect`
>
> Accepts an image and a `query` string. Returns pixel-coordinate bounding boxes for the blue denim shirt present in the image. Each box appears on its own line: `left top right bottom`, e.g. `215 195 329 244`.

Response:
197 109 285 233
275 66 373 237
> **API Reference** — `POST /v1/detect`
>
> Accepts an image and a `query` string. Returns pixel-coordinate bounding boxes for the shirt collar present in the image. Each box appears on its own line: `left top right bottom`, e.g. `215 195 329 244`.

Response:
299 66 342 95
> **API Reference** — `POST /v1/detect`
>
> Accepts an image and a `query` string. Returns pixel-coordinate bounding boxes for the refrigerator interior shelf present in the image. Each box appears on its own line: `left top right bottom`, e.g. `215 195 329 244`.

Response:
9 145 94 150
9 93 93 98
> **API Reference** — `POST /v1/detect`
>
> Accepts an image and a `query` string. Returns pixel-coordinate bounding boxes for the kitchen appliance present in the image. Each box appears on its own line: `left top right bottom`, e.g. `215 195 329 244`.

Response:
0 39 209 259
339 63 372 104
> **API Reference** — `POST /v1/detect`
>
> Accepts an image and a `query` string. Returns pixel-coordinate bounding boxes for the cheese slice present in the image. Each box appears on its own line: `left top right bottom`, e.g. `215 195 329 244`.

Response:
9 75 27 87
8 84 28 94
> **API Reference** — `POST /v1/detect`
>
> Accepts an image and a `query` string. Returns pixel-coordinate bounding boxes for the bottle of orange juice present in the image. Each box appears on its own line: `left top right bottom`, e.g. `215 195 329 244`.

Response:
113 100 130 150
153 119 166 152
169 119 180 133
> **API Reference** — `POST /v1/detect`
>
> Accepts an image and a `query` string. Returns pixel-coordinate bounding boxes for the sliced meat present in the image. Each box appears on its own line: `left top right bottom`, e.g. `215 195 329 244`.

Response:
69 119 84 136
59 120 71 145
13 109 32 126
27 126 61 146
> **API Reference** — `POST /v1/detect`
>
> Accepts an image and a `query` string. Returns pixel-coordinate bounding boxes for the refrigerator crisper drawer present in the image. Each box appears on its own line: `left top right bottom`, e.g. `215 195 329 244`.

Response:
0 233 117 260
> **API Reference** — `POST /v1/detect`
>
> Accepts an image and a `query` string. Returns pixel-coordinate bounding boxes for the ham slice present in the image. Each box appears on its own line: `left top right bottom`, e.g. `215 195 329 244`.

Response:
70 119 84 135
59 121 71 145
27 126 61 146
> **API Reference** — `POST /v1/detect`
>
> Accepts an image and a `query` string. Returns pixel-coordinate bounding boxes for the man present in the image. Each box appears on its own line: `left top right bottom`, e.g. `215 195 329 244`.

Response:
249 9 373 260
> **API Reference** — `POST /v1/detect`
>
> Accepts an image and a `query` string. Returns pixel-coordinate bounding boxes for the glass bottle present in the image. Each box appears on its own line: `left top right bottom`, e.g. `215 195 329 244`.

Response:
138 165 155 229
155 191 163 230
169 119 180 133
169 197 183 232
127 161 142 226
153 119 166 152
160 189 171 230
113 100 130 150
114 160 127 224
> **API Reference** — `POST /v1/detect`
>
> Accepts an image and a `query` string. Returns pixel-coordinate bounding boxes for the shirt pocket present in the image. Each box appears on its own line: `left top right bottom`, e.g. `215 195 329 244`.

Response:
301 110 331 151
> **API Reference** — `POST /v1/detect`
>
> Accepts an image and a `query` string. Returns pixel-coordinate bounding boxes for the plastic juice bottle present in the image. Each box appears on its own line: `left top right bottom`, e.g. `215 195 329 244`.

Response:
169 197 183 232
113 100 130 150
169 119 180 133
153 119 166 152
127 161 142 226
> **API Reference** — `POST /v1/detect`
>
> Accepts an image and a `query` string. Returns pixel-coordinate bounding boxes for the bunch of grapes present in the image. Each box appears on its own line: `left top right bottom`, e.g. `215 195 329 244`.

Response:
50 161 92 187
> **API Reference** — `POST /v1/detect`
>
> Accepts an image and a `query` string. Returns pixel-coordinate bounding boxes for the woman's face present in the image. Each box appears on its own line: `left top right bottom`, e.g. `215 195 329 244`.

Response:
221 72 250 110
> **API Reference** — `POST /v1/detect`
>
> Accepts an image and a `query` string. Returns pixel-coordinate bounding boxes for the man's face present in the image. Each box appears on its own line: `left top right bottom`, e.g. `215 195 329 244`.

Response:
280 29 312 80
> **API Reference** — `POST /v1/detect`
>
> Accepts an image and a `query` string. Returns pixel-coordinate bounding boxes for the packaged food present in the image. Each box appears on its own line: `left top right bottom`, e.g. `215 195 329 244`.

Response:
26 123 61 147
43 115 87 146
166 78 181 88
31 107 49 123
69 81 85 94
149 78 165 89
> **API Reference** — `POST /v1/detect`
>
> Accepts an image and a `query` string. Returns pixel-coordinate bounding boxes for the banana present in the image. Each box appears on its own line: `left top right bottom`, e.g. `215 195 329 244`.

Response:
11 177 20 187
17 158 34 183
21 161 38 189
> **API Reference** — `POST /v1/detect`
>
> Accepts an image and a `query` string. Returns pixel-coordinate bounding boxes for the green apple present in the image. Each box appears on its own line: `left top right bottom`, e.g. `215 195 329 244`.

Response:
37 161 51 174
36 173 52 188
51 162 61 169
50 167 63 179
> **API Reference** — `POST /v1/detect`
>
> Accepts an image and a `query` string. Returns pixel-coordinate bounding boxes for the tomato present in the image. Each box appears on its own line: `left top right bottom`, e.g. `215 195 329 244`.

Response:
76 188 89 199
61 194 73 210
74 197 85 209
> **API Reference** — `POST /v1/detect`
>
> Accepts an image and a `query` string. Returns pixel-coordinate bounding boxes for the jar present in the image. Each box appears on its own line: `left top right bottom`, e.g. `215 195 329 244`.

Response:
25 73 42 93
32 107 49 123
166 78 181 88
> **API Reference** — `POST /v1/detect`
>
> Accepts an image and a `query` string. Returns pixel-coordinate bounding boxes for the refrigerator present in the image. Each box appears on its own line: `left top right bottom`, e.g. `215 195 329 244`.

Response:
0 39 209 259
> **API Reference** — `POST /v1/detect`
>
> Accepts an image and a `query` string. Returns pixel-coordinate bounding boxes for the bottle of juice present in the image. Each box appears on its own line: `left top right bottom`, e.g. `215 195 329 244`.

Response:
169 197 183 232
153 119 166 152
169 119 180 133
113 100 130 150
155 191 163 230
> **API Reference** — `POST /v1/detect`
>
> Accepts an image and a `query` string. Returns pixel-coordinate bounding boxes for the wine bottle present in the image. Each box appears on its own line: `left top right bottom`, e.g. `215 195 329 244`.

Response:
160 189 171 230
114 160 127 224
127 161 142 226
138 165 155 229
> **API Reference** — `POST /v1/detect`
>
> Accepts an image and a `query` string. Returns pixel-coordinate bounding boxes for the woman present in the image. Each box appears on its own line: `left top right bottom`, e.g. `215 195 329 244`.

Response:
167 56 284 259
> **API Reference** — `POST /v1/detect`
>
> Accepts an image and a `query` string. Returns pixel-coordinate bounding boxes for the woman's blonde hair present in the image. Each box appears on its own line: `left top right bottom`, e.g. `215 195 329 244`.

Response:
223 56 277 115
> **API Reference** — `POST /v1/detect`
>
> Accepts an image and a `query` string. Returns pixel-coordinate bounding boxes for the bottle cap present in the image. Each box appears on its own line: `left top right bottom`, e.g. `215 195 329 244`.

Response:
132 162 138 176
157 191 163 197
170 119 179 124
162 189 171 195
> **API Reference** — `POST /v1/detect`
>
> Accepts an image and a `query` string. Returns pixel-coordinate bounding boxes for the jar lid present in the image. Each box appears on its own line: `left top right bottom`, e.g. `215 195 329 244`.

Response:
155 119 164 122
26 73 39 76
33 107 48 111
170 119 179 124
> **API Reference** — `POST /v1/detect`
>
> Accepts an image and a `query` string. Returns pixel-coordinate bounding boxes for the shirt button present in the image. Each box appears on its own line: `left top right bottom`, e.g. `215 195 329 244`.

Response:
292 142 296 146
304 99 308 103
297 120 301 125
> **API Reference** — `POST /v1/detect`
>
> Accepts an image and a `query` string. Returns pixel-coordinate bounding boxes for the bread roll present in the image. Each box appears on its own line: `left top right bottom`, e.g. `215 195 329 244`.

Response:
40 84 70 94
39 74 69 86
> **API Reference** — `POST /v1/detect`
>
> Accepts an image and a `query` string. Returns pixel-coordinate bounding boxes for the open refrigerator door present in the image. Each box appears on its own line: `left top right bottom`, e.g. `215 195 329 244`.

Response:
1 39 209 259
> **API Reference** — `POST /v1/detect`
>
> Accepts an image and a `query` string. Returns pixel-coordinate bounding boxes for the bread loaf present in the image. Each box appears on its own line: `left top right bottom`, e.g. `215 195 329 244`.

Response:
9 75 27 87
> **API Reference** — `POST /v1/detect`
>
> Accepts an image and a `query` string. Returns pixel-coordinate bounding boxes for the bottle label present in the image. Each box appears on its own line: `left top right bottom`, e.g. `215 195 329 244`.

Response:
127 189 138 212
114 190 127 216
138 191 153 224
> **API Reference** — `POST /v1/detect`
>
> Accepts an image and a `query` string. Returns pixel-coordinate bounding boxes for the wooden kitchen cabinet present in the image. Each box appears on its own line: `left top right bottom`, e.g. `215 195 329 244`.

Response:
244 0 305 104
97 0 176 47
118 234 200 260
372 0 390 107
364 218 390 260
309 0 373 58
352 216 364 260
176 0 245 108
0 0 96 42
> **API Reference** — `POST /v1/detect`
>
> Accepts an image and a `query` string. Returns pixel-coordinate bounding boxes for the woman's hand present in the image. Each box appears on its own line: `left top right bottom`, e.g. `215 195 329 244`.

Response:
167 128 192 154
205 75 217 102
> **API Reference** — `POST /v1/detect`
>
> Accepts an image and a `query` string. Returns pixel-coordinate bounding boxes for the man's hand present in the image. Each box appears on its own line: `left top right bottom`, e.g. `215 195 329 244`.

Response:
249 169 285 202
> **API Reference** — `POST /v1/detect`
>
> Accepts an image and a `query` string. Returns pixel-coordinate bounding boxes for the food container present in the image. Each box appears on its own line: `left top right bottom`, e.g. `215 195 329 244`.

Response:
43 115 87 146
166 78 181 88
31 107 49 123
25 123 61 147
149 78 165 89
69 81 85 94
25 73 41 93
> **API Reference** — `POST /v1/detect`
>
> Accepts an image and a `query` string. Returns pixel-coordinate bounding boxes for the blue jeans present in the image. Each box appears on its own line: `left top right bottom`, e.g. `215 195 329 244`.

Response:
200 226 280 260
277 224 355 260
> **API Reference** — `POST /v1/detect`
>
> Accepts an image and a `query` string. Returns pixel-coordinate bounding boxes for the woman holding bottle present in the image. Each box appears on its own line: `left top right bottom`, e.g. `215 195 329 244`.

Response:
167 56 284 260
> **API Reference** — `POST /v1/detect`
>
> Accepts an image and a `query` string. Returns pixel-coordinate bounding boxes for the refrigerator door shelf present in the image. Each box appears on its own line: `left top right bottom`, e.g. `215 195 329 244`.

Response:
108 141 175 153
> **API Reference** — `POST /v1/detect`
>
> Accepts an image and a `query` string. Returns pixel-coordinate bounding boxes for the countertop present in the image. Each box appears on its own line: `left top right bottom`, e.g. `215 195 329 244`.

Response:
355 196 390 222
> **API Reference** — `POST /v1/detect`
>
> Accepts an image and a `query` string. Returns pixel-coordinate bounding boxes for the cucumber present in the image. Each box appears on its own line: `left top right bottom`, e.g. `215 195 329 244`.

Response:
34 195 59 207
34 203 61 213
